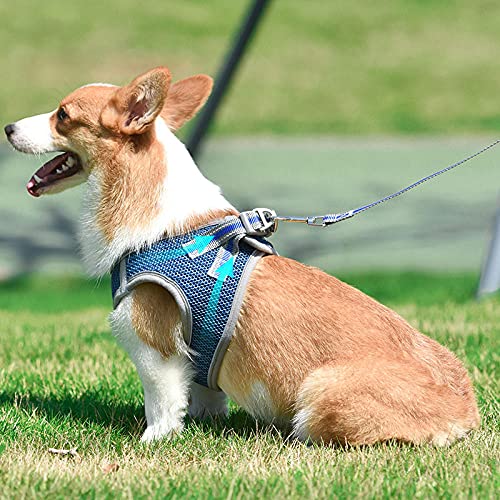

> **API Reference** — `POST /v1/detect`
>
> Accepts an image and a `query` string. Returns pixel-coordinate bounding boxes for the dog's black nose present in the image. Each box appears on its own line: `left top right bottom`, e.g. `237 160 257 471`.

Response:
4 124 15 138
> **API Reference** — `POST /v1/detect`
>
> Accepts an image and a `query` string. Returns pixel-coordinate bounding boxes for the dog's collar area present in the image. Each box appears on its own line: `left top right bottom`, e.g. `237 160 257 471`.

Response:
177 209 280 262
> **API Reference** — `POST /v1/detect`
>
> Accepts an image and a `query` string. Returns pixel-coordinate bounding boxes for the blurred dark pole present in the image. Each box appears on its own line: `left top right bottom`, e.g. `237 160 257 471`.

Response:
186 0 272 160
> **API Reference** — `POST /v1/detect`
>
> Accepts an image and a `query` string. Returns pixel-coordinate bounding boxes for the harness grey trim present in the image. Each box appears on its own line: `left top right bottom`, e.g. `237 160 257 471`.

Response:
206 249 262 389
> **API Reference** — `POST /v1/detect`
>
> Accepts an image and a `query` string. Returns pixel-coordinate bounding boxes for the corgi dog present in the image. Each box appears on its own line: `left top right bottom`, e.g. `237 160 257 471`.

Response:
5 67 479 445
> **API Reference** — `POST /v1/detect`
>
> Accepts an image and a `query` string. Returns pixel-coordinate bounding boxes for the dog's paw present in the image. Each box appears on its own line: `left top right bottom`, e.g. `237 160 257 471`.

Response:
140 421 184 443
188 384 228 420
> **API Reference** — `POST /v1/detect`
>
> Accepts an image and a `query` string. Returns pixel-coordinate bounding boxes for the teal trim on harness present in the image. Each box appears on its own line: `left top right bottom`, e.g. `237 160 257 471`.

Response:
111 219 274 390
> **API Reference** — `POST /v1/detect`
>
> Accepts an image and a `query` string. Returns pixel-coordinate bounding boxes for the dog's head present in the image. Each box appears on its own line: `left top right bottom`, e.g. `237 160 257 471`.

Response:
4 67 213 197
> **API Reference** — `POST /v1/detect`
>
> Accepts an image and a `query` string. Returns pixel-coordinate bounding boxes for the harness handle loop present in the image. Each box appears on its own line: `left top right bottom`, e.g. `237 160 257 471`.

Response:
239 208 277 236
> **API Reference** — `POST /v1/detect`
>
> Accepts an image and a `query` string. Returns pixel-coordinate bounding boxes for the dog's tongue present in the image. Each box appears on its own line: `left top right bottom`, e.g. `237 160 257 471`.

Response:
26 152 75 197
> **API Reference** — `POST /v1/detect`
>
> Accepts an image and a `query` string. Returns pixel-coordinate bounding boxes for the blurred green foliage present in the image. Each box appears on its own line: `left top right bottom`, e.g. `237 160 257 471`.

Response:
3 0 500 135
0 271 482 312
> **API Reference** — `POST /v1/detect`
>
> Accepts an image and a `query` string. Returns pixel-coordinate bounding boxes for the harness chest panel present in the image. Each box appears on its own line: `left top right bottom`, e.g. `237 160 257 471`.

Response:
111 224 273 390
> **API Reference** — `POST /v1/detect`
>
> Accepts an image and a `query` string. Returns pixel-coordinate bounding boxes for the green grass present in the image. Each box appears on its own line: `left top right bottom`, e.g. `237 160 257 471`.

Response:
0 272 498 498
3 1 500 136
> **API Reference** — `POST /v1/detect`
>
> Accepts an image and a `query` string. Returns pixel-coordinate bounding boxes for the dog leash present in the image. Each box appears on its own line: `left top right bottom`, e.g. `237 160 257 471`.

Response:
183 139 500 256
271 138 500 229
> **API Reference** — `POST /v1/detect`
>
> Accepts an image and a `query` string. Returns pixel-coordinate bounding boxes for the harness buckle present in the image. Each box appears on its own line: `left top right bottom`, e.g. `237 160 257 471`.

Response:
240 208 277 236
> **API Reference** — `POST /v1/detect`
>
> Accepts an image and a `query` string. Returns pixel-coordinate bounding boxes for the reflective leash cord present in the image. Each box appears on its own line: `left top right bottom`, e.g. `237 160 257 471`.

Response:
272 138 500 229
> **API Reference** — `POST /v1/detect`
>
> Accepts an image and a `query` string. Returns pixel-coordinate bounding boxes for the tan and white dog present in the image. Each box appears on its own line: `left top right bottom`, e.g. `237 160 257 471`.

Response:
5 67 480 445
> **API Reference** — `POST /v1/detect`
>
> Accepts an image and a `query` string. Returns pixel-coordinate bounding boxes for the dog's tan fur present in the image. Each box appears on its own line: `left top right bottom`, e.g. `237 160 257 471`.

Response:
131 284 181 358
220 256 479 444
7 66 480 446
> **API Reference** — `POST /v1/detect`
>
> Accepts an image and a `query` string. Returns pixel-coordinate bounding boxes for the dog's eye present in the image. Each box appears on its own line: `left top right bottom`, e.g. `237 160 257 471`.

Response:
57 108 68 121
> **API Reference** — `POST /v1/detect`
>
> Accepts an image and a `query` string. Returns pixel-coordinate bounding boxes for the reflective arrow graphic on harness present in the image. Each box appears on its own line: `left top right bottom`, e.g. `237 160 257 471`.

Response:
201 255 235 335
182 234 215 258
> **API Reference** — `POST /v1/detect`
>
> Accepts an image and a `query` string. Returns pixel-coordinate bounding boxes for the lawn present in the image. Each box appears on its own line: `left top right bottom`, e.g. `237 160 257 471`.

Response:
0 272 498 498
3 1 500 136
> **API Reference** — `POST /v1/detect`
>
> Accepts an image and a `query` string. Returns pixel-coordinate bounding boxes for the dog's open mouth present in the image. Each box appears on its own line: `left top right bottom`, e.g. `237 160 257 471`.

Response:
26 152 83 197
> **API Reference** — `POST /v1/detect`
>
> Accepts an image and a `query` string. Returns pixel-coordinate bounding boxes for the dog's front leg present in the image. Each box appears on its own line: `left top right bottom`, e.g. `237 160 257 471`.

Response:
189 383 228 420
110 293 193 442
139 351 192 442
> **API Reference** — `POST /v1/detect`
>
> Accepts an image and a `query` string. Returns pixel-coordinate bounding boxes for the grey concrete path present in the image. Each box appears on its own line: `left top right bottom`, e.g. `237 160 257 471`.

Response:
0 137 498 277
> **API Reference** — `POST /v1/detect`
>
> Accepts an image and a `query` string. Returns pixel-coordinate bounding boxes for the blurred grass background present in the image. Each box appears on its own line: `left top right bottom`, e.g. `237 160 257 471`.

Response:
2 0 500 135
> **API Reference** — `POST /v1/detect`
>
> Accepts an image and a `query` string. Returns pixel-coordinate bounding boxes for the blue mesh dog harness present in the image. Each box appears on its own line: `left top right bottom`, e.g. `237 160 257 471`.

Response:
111 212 275 390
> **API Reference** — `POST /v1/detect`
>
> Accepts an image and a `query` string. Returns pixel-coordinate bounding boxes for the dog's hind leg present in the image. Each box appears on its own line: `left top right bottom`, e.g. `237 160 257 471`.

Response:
110 287 193 442
292 357 479 446
189 383 228 420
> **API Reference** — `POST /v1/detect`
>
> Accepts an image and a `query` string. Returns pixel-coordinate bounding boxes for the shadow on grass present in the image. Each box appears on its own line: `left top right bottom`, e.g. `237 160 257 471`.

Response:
0 388 143 437
186 408 288 442
0 388 275 442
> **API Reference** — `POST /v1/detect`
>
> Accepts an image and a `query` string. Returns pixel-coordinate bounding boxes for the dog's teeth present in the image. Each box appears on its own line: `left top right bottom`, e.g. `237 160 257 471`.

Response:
56 168 63 174
34 174 42 183
66 156 76 167
62 164 69 171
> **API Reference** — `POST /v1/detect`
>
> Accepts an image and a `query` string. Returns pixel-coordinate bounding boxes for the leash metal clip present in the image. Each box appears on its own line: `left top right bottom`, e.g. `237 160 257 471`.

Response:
307 216 326 226
273 215 326 227
240 208 277 236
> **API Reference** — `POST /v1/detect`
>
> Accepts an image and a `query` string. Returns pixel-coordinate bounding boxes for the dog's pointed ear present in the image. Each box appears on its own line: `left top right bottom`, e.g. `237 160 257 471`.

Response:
101 67 171 135
161 75 213 131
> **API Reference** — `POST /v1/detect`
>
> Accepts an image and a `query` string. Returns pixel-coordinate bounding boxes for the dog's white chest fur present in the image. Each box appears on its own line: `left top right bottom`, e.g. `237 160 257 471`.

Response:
78 119 234 277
